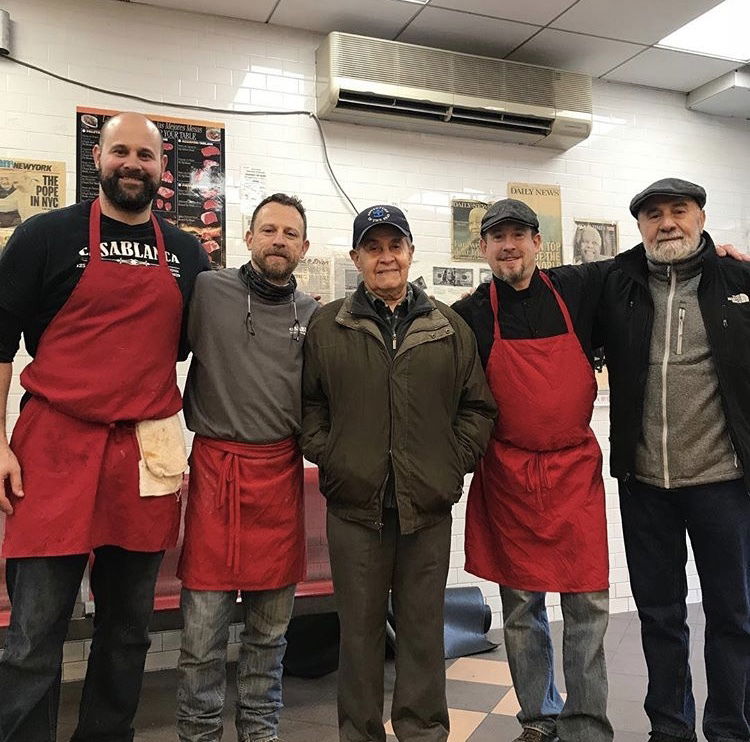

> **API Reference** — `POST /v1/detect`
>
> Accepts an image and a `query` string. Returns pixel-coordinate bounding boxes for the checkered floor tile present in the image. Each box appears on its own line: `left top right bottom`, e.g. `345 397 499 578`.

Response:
57 606 708 741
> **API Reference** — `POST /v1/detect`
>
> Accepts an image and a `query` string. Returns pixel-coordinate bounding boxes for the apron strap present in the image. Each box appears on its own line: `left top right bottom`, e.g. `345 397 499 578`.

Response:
538 271 575 335
218 451 242 573
89 198 102 264
89 198 168 268
489 270 576 339
151 213 168 268
489 278 503 341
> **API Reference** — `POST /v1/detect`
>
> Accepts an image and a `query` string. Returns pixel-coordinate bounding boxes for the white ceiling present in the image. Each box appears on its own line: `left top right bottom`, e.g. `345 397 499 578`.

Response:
135 0 744 95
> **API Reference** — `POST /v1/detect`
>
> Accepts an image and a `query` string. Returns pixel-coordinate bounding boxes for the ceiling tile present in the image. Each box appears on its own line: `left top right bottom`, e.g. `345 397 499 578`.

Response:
139 0 278 23
508 28 645 77
428 0 576 26
396 6 539 58
269 0 418 38
603 48 741 92
552 0 724 45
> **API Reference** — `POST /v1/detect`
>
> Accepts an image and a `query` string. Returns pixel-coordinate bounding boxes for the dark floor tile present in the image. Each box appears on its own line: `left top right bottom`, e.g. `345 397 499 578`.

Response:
446 679 509 713
467 711 522 740
608 671 647 702
467 631 506 662
282 672 339 725
278 717 341 742
613 731 647 742
482 644 508 661
608 649 648 676
608 699 651 733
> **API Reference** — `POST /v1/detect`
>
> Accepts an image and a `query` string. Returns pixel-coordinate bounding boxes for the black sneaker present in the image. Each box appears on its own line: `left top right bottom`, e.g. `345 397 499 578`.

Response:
513 729 558 742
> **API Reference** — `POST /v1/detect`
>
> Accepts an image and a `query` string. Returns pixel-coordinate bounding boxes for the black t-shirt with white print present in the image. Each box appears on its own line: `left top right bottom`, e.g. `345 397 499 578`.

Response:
0 200 210 362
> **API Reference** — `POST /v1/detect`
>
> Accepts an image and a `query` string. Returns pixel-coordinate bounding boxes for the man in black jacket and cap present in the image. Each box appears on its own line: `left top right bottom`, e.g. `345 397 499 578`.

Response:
598 178 750 742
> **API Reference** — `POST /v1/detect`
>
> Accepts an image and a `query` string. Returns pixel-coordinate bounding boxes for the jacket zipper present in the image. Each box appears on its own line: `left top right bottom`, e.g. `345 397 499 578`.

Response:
344 312 449 531
660 266 676 489
676 304 685 356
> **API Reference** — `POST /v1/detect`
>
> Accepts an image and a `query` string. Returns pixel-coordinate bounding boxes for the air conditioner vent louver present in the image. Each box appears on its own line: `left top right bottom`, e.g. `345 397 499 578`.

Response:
337 91 449 120
336 91 554 135
449 107 553 135
316 33 592 150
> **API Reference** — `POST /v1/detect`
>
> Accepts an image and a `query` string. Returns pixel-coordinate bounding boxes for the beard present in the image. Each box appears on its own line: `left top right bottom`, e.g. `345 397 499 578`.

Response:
99 169 159 213
253 252 296 284
494 256 529 288
644 232 701 264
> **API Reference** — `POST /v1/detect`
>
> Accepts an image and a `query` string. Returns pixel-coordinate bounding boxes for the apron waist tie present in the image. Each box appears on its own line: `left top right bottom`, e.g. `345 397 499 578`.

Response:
218 452 242 573
523 453 551 508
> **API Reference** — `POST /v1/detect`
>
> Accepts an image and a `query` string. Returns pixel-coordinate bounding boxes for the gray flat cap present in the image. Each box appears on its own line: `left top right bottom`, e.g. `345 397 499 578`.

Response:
629 178 706 217
481 198 539 234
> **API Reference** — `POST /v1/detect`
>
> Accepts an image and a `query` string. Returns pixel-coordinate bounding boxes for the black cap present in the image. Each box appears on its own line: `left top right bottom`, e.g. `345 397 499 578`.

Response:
481 198 539 235
629 178 706 217
352 205 412 248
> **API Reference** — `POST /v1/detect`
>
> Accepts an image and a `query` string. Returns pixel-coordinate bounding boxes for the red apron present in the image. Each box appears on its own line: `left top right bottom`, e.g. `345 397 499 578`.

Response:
465 273 608 592
3 199 183 557
178 435 305 591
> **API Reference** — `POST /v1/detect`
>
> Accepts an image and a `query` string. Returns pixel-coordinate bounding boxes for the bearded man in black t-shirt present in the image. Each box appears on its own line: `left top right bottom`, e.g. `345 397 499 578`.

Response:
0 111 209 742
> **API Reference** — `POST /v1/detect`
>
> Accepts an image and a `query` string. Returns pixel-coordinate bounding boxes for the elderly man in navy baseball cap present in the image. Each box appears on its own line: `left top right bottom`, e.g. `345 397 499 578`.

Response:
301 203 496 742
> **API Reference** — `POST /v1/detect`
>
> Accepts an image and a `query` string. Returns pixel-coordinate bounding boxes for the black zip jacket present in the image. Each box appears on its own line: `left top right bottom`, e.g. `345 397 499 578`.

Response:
597 231 750 489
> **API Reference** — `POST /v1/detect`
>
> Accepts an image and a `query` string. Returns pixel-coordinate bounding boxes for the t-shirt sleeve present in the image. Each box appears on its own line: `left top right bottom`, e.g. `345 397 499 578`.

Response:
0 220 45 319
175 234 211 360
0 305 23 362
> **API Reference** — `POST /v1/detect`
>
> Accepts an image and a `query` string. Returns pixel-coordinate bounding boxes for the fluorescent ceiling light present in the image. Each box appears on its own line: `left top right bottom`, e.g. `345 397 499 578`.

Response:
658 0 750 62
393 0 430 4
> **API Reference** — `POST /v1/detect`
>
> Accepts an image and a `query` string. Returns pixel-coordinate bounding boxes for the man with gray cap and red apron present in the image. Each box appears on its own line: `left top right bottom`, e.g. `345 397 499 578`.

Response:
454 199 612 742
0 111 208 742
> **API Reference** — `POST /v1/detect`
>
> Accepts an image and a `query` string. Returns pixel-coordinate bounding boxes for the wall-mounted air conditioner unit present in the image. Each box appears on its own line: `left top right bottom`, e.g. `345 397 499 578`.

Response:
316 32 592 150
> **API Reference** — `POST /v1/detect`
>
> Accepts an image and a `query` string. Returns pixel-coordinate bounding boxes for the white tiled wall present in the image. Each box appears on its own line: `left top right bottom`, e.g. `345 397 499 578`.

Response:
2 0 744 667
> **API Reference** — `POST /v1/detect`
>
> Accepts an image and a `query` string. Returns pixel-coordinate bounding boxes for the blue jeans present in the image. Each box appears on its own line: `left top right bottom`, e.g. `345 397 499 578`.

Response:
620 477 750 742
176 584 296 742
0 546 163 742
500 586 612 742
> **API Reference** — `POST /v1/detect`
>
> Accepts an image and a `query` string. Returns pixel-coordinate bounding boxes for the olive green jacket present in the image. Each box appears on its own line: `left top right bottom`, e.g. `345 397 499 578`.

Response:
301 289 497 534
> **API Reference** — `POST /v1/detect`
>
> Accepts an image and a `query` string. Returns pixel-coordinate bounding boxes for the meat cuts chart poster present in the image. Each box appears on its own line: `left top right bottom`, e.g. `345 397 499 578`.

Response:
75 106 227 268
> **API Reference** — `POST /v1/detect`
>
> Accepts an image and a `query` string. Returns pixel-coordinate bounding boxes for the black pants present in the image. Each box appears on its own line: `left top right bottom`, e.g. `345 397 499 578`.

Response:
620 477 750 742
0 546 164 742
327 510 451 742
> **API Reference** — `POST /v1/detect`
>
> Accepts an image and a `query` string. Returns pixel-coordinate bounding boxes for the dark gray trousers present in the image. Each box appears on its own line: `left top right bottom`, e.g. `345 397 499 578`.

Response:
327 509 452 742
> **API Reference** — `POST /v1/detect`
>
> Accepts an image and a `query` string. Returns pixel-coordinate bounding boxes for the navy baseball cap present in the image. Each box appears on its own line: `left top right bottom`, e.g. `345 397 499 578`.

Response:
352 205 412 248
629 178 706 217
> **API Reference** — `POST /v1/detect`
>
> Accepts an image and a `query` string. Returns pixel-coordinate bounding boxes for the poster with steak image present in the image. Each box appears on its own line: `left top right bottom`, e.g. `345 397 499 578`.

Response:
76 107 226 268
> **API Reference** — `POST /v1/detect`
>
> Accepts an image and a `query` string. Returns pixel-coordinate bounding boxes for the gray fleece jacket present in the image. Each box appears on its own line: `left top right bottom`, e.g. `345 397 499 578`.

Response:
635 243 742 488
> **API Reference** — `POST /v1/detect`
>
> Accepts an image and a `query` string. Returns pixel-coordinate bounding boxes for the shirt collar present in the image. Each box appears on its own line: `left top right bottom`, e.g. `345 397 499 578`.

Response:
364 283 413 315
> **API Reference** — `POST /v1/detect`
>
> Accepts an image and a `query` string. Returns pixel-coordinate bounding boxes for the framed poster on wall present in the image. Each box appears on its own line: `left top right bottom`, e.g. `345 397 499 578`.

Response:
0 157 66 253
76 107 226 268
507 182 563 269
